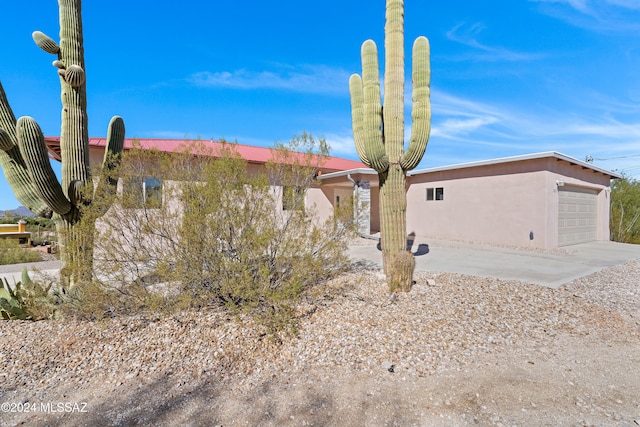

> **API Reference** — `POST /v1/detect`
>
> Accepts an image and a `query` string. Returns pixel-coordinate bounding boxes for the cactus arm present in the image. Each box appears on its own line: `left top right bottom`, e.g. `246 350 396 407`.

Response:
32 31 61 55
99 115 125 189
350 41 389 172
400 36 431 171
348 74 372 168
16 116 72 215
361 40 388 172
0 83 52 217
92 116 125 216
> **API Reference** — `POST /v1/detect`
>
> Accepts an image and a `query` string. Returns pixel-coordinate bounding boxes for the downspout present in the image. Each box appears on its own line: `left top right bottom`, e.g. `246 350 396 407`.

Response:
347 173 378 241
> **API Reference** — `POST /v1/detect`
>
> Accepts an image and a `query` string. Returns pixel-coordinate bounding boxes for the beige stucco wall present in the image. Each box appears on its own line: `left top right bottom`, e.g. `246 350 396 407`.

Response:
305 187 334 226
90 145 615 250
407 160 550 248
406 158 613 249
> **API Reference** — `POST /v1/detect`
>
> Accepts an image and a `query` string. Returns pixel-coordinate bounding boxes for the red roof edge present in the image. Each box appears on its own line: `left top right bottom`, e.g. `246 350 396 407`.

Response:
44 137 365 173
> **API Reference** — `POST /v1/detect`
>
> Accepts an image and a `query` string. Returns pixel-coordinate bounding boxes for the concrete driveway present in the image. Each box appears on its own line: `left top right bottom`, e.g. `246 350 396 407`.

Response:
349 238 640 288
2 240 639 290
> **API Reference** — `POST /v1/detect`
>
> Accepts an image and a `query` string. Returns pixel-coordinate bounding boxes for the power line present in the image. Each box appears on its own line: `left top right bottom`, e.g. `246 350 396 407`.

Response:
585 154 640 163
621 164 640 172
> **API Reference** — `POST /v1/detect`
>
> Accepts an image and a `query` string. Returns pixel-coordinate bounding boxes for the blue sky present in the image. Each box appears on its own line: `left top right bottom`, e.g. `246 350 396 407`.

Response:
1 0 640 209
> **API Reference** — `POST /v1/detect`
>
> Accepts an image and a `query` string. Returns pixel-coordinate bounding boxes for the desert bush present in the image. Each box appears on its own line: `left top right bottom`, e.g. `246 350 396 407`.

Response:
0 240 42 265
611 175 640 244
67 135 353 331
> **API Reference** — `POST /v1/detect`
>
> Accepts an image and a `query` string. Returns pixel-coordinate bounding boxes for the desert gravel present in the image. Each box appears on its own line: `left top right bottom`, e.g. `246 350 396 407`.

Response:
0 258 639 426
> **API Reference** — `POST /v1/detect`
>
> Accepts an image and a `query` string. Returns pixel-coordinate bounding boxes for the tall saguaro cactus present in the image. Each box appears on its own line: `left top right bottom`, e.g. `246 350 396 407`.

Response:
349 0 431 292
0 0 125 287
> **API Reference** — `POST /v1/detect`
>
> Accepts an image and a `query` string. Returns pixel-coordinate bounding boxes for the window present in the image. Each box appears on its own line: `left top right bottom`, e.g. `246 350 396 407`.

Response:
144 177 163 208
426 187 444 201
123 176 163 208
282 186 304 211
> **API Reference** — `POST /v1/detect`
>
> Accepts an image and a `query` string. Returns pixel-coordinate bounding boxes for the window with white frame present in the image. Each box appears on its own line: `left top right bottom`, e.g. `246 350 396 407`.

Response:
426 187 444 201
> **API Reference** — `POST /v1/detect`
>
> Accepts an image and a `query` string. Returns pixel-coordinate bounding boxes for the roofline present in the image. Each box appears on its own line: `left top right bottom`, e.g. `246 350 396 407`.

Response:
408 151 622 179
316 168 378 180
317 151 622 181
43 136 364 171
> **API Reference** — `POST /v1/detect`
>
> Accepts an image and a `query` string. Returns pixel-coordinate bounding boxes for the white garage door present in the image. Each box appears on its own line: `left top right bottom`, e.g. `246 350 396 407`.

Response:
558 186 598 246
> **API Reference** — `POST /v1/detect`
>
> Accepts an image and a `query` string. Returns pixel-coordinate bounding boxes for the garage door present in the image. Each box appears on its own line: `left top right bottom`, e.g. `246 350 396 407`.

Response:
558 186 598 246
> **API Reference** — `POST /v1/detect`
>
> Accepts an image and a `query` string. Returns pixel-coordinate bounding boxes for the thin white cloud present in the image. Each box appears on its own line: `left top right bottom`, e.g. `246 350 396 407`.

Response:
323 133 359 158
429 91 510 141
533 0 590 13
427 89 640 166
530 0 640 32
432 117 500 138
445 22 546 62
188 65 352 96
536 0 640 12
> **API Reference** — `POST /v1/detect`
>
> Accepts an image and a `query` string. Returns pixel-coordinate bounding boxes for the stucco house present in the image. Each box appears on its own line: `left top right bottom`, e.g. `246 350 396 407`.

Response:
318 152 621 249
44 136 365 214
44 137 620 249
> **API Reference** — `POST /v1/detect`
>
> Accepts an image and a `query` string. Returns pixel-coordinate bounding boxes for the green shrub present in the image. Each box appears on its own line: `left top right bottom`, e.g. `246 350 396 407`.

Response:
611 176 640 244
0 240 42 265
62 135 354 333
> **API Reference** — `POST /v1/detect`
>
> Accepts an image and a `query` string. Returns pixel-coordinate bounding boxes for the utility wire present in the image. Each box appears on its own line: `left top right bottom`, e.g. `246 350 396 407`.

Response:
586 153 640 163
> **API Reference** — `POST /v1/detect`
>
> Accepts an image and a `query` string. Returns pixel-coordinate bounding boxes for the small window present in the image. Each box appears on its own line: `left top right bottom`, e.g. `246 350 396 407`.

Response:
426 187 444 201
123 176 163 209
144 177 163 209
283 186 304 211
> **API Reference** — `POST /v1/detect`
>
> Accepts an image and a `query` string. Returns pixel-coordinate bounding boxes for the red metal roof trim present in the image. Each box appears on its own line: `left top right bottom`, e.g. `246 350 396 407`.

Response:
44 137 364 172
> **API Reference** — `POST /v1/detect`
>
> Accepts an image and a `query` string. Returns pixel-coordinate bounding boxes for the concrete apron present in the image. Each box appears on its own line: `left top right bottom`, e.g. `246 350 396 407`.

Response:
348 239 640 289
2 241 638 290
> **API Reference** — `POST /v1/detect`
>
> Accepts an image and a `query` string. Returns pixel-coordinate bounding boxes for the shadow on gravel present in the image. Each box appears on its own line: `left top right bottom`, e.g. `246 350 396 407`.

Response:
27 373 429 427
38 377 224 427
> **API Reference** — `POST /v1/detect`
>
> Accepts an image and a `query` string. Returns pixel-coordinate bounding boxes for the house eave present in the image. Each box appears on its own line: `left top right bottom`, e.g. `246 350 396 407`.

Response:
408 151 622 179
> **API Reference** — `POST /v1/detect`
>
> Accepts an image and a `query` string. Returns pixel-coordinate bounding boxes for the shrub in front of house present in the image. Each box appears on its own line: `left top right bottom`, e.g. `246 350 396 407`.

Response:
63 136 353 334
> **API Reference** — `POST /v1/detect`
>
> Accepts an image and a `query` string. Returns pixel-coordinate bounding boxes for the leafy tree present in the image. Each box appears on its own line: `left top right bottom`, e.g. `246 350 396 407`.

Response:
610 175 640 244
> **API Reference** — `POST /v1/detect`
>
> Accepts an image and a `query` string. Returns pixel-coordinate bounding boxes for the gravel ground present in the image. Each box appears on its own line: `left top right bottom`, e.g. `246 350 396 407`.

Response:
0 257 639 426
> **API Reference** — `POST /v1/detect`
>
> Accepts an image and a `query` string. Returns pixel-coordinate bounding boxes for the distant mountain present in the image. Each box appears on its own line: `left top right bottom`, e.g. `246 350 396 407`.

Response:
0 206 35 218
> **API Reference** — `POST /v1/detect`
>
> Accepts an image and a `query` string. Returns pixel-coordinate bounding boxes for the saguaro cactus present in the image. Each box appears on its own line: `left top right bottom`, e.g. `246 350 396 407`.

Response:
0 0 125 287
349 0 431 292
